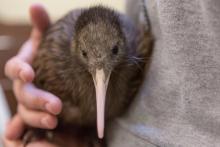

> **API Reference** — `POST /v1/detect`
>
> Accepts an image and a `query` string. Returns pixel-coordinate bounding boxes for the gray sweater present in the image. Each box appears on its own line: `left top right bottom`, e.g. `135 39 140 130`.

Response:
107 0 220 147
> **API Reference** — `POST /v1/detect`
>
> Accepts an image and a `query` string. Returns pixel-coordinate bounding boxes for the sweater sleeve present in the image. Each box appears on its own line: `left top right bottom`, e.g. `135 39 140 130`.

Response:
107 0 220 147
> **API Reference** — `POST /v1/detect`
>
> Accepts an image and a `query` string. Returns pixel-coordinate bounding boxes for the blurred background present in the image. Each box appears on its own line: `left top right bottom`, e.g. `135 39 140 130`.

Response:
0 0 125 145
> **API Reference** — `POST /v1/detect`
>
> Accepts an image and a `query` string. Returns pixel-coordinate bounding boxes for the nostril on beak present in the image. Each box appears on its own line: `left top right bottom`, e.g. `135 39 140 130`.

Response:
97 63 102 69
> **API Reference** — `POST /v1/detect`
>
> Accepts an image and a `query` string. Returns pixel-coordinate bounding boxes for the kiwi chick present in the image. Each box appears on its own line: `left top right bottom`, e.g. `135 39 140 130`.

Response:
24 6 151 147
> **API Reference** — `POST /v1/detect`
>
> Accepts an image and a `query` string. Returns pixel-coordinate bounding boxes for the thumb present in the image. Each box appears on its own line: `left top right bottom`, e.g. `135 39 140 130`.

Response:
28 3 51 61
30 3 50 34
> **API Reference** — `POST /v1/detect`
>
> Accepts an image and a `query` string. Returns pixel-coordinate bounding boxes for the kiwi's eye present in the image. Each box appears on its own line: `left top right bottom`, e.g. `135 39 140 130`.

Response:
81 50 87 58
112 45 119 55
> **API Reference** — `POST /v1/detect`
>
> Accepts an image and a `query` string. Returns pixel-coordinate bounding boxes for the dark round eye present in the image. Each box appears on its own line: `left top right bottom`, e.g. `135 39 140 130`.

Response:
112 45 118 55
81 50 87 58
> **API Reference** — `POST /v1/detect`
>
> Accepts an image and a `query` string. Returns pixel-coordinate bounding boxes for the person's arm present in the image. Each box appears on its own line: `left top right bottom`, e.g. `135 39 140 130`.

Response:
3 4 61 147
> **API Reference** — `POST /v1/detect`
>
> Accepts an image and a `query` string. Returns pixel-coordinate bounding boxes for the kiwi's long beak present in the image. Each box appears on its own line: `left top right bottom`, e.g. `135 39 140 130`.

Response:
92 68 111 139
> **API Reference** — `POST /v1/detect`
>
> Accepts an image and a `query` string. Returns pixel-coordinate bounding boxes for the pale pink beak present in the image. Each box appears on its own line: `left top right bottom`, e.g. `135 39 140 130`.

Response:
92 69 110 139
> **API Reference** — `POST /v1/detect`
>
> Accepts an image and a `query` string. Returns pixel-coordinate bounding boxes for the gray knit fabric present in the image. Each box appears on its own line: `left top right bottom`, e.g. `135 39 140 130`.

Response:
107 0 220 147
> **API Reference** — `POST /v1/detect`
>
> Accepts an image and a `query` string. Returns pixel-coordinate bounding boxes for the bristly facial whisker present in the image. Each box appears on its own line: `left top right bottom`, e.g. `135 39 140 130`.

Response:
123 55 144 71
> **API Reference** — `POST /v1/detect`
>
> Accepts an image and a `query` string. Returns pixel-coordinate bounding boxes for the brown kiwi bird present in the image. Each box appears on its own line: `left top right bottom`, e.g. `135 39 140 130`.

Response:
25 5 152 147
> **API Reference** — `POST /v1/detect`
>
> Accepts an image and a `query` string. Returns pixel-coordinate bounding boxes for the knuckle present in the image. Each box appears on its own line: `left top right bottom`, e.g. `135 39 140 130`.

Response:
31 96 43 108
5 57 15 67
6 57 18 68
4 59 14 76
4 57 21 78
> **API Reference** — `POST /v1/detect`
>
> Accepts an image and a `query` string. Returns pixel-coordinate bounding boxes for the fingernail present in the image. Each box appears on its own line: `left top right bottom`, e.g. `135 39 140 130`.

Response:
45 103 54 114
20 68 34 82
45 101 62 115
41 116 56 129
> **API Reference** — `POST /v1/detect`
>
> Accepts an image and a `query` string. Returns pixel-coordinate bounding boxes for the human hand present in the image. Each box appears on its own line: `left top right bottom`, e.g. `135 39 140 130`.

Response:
3 115 58 147
3 3 62 147
2 115 86 147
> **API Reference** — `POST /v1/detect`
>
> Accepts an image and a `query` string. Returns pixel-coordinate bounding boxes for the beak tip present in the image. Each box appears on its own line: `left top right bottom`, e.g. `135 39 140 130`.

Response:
97 123 104 139
98 131 104 139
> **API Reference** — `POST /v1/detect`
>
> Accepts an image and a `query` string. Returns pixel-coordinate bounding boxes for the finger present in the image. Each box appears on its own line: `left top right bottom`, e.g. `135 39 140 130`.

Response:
4 114 26 140
27 141 59 147
30 3 50 50
18 105 58 129
30 3 50 34
4 56 35 82
26 3 51 63
13 81 62 115
11 4 51 66
2 136 23 147
4 4 51 81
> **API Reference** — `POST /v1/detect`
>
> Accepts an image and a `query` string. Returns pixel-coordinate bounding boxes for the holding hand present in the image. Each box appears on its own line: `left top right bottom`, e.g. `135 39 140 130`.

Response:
3 4 62 147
